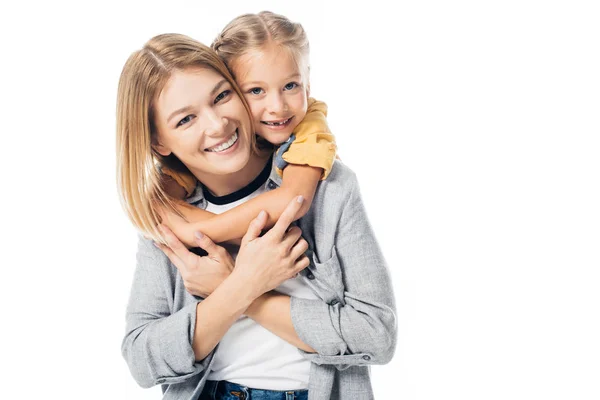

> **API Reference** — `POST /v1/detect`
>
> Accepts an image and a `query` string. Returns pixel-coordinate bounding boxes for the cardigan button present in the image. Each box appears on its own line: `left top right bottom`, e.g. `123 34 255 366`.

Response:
362 355 371 361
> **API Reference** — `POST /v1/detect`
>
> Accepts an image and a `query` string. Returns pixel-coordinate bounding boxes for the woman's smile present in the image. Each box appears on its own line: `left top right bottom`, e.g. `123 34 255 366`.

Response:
205 130 239 153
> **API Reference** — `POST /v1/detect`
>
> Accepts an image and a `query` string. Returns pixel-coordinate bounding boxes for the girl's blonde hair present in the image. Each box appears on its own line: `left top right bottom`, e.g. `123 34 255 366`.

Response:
116 33 253 242
212 11 310 83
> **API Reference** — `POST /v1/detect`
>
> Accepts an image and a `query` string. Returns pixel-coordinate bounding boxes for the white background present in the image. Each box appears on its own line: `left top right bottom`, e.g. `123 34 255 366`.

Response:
1 0 599 399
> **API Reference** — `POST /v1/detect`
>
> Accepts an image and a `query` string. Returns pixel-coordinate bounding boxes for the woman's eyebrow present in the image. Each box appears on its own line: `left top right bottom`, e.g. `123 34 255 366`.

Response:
210 79 228 96
167 106 193 124
166 79 229 123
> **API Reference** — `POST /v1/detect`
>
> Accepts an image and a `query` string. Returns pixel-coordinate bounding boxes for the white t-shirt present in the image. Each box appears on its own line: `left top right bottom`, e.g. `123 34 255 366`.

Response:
204 178 318 390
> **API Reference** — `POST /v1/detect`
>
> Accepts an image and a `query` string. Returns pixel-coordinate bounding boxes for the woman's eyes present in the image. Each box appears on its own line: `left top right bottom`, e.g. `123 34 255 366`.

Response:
176 115 195 128
214 89 232 104
175 90 232 128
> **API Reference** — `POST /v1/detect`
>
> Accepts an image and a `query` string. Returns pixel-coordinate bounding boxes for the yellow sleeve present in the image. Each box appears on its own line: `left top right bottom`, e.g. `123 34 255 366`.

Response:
281 97 337 180
161 166 197 198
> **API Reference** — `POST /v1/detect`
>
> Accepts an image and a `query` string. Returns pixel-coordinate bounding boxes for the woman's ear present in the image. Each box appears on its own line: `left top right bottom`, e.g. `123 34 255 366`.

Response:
152 137 172 157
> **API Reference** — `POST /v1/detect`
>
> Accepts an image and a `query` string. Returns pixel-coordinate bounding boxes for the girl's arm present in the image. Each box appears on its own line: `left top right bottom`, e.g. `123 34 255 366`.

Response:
163 164 322 247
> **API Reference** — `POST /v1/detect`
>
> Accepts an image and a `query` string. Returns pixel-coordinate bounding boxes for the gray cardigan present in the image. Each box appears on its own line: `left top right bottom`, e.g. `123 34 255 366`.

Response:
122 160 397 399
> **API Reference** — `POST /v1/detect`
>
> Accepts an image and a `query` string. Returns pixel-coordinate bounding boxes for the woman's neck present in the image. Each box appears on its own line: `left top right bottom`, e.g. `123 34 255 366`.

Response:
198 151 271 197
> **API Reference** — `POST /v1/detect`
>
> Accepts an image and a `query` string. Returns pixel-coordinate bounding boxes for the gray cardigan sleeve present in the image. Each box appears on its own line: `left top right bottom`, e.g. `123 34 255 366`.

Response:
121 238 210 388
290 171 397 368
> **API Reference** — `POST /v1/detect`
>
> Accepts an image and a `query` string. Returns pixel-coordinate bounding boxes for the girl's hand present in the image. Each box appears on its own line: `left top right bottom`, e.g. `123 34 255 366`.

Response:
232 196 310 299
155 225 234 298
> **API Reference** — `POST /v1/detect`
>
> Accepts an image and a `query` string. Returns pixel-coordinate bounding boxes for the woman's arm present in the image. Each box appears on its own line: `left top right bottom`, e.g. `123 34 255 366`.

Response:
156 198 317 355
246 291 316 353
162 164 322 247
125 197 312 386
157 229 317 355
289 169 398 368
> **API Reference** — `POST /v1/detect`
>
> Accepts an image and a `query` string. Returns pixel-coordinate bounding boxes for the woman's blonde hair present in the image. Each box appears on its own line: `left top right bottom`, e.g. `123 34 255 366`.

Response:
116 33 253 242
212 11 310 83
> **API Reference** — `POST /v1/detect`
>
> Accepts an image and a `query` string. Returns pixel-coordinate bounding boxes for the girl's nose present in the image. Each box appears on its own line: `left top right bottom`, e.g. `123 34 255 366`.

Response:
267 93 286 115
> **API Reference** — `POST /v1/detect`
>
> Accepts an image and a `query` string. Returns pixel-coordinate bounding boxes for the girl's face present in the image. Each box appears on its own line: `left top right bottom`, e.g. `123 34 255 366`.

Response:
152 67 253 181
233 44 308 145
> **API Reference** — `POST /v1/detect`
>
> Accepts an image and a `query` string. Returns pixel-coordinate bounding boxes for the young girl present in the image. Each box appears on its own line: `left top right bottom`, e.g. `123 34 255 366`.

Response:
158 11 336 247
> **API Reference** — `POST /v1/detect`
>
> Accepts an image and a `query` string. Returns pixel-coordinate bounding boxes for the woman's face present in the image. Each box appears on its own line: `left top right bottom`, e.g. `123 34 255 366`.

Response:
152 67 253 181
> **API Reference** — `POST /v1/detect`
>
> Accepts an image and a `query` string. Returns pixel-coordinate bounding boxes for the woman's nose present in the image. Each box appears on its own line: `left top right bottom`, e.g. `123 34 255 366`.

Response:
203 112 227 137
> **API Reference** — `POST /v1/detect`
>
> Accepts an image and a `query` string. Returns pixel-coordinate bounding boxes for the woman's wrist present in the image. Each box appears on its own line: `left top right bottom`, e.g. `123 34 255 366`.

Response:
226 270 264 306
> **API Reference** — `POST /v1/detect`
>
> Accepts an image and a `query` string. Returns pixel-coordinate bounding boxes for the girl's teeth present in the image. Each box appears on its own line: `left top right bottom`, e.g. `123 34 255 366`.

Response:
208 131 238 152
264 118 290 126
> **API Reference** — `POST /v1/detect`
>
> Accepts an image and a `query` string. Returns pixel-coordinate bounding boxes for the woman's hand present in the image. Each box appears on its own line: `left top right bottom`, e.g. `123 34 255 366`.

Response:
155 225 234 298
232 196 311 299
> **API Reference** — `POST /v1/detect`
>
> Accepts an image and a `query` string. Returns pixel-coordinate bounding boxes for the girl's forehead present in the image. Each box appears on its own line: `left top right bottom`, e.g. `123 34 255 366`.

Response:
233 45 305 83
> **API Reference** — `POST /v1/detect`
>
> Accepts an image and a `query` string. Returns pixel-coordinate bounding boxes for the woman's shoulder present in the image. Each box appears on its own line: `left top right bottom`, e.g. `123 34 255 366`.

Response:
136 235 179 278
320 160 359 192
309 160 361 211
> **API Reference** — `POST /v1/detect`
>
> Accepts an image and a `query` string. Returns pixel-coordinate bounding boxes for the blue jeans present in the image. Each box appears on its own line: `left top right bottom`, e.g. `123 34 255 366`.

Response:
199 380 308 400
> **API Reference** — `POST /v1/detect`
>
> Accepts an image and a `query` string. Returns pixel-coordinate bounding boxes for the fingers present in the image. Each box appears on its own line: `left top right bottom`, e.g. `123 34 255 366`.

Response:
282 226 303 249
241 210 268 247
268 196 304 239
154 241 183 270
292 254 310 275
194 231 233 266
193 231 219 256
289 237 309 263
158 224 195 267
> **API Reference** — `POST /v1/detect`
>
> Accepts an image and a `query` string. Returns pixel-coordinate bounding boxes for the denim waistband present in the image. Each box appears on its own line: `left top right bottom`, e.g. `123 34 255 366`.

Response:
200 380 308 400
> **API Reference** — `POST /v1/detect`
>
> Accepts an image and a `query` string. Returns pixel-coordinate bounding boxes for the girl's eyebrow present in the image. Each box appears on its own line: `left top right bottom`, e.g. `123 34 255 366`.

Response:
166 79 228 123
240 74 302 87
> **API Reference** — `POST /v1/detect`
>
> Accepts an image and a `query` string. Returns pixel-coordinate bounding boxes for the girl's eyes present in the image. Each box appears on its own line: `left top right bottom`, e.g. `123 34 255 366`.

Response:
248 87 264 95
214 89 232 104
176 115 195 128
284 82 299 91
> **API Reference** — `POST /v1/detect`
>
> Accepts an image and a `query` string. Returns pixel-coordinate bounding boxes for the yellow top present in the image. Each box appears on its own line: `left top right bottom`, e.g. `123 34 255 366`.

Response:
163 98 337 197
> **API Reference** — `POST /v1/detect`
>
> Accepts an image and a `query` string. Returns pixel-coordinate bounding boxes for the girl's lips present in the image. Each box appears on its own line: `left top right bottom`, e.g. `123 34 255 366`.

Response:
261 116 294 131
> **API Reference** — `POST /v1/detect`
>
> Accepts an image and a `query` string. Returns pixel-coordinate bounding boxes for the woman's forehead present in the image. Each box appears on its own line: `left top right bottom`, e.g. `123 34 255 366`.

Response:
156 68 227 115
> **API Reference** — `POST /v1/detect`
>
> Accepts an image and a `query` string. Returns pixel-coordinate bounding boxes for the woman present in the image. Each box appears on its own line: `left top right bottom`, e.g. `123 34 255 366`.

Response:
117 33 396 400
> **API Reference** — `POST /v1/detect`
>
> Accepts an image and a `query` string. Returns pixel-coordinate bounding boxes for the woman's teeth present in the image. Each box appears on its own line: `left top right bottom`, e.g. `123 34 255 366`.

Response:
262 117 291 126
207 131 238 152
